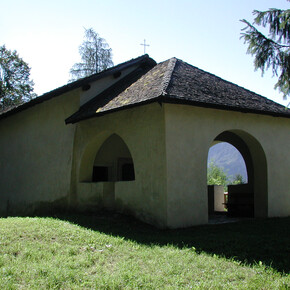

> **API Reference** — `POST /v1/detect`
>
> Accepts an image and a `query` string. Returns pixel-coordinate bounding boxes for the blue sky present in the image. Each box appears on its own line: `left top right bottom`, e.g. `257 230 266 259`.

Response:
1 0 289 105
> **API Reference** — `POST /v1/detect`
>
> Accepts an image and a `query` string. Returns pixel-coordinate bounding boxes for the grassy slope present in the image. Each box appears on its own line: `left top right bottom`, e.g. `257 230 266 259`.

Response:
0 214 289 289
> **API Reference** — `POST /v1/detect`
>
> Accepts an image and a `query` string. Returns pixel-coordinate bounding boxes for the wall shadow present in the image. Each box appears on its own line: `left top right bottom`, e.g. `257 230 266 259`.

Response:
51 211 289 274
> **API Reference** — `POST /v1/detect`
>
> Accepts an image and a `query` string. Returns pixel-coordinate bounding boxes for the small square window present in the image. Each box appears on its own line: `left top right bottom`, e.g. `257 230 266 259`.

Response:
122 163 135 181
92 166 109 182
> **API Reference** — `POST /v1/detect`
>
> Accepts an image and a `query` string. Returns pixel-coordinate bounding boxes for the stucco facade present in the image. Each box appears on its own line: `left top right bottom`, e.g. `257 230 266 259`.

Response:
0 89 80 216
163 103 290 227
0 55 289 228
72 103 168 228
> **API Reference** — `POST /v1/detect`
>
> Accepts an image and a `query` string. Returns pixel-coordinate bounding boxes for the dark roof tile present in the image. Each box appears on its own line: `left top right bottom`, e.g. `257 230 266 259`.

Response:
93 58 176 113
165 59 289 116
88 57 290 119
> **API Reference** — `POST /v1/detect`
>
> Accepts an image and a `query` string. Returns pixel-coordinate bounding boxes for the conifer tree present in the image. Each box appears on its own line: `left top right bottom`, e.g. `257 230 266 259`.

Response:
69 28 113 82
241 5 290 99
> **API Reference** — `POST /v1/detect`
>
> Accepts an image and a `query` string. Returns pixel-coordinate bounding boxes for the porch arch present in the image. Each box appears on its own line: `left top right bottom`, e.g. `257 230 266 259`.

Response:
207 129 268 218
79 132 135 183
93 134 135 182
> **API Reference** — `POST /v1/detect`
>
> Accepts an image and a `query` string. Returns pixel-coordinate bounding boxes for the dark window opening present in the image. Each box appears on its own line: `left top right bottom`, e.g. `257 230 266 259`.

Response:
121 163 135 181
92 166 109 182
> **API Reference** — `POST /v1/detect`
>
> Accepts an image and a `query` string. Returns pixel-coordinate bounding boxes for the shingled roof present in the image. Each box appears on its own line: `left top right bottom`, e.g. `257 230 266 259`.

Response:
66 57 290 123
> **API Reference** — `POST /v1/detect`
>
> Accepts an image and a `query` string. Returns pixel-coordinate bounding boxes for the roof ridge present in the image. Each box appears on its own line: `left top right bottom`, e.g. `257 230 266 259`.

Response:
161 57 177 96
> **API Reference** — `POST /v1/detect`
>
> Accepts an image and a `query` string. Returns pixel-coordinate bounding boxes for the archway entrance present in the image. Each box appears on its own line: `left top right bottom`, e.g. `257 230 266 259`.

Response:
207 130 268 221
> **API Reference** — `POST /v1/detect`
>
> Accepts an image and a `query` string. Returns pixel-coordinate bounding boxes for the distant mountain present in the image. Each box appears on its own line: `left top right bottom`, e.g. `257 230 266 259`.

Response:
208 142 248 183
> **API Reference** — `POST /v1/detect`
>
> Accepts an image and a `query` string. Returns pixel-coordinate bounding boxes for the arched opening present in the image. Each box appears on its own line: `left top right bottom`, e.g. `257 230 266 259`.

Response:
207 130 268 221
208 142 248 184
92 134 135 182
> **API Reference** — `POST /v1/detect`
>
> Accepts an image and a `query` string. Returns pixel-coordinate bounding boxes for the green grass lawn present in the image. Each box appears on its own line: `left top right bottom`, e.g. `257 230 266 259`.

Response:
0 213 289 289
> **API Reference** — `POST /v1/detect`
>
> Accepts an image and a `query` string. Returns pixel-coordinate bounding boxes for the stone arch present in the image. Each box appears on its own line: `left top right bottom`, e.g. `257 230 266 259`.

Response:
207 129 268 218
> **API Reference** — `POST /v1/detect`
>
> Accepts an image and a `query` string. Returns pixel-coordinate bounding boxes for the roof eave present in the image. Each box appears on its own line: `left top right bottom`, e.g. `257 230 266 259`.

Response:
162 96 290 118
69 94 290 123
0 54 156 121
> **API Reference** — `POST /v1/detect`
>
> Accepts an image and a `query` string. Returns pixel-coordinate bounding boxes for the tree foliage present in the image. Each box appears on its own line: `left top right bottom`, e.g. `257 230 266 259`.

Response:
207 161 229 191
207 161 245 191
232 174 245 185
0 45 36 111
240 6 290 99
69 28 114 82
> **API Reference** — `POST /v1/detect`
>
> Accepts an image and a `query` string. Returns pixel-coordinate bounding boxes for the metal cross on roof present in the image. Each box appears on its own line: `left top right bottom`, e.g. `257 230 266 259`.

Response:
140 39 150 54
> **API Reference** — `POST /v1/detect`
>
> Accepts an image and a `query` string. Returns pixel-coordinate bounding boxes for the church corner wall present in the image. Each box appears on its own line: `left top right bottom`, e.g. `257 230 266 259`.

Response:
262 117 290 218
72 103 168 228
164 104 209 228
163 103 290 228
0 90 80 216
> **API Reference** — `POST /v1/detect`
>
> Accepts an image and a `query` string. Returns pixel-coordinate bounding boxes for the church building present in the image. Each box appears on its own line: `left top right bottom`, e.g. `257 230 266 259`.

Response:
0 55 289 228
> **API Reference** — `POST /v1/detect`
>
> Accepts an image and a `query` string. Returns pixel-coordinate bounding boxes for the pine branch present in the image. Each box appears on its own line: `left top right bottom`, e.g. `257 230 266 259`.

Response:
240 12 290 99
252 9 290 44
241 20 290 50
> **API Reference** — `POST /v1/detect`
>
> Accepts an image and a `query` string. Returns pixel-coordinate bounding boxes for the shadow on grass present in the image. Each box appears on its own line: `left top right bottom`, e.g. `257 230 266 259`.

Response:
53 211 290 274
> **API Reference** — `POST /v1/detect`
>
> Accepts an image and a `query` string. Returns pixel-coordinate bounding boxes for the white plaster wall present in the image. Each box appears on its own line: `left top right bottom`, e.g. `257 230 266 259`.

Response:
80 66 138 106
0 91 80 215
214 185 225 212
208 185 225 213
262 116 290 217
77 182 114 210
164 103 290 228
77 182 104 205
164 105 209 228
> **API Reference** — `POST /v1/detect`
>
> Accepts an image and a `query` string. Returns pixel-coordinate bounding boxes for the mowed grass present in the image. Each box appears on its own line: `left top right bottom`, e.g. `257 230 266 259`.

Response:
0 213 289 289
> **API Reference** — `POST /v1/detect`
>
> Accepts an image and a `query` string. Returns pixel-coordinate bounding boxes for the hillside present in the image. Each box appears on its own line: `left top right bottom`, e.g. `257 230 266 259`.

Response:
208 142 248 182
